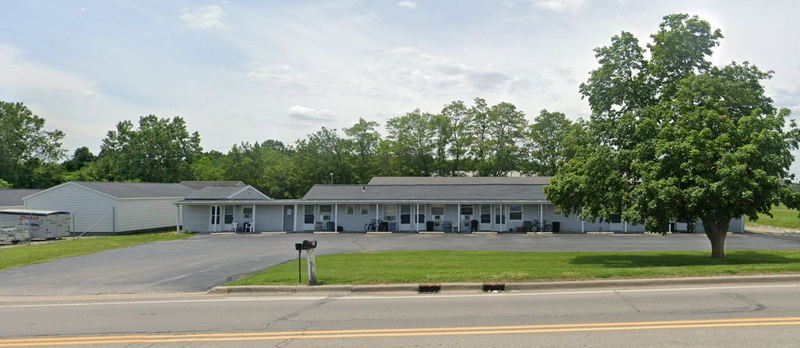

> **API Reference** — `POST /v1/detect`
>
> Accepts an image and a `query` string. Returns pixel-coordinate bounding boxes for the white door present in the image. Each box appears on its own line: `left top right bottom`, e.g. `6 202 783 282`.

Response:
303 205 315 231
479 205 492 231
399 204 412 231
209 206 221 232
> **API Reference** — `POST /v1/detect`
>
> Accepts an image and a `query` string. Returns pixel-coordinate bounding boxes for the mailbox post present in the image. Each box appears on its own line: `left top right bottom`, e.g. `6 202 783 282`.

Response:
294 240 318 285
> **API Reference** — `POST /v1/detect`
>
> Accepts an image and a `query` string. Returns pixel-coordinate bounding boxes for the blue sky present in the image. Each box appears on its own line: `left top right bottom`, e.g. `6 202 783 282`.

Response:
1 0 799 175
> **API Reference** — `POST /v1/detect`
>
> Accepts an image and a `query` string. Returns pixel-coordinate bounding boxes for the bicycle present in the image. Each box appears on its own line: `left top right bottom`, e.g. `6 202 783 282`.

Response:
364 218 385 232
531 219 552 232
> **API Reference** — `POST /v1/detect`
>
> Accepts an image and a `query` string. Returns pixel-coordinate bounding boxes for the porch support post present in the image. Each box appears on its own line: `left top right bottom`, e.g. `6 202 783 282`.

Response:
415 203 419 232
252 204 256 232
376 203 379 229
334 204 338 232
491 204 495 232
176 204 181 233
540 203 544 225
506 204 510 231
293 204 298 232
457 203 461 233
623 220 627 233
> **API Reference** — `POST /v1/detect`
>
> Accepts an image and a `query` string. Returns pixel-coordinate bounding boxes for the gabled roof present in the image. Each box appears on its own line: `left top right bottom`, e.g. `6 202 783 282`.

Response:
24 182 197 200
367 176 552 185
179 180 245 190
74 182 198 199
302 183 548 202
0 189 42 207
184 185 271 200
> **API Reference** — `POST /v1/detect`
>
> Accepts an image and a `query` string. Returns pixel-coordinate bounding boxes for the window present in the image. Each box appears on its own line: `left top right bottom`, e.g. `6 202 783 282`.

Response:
460 205 473 215
319 205 332 221
304 206 315 224
224 206 234 224
510 204 522 220
400 205 411 224
346 205 355 215
481 205 491 223
243 207 253 219
360 205 369 215
384 204 397 221
431 205 444 216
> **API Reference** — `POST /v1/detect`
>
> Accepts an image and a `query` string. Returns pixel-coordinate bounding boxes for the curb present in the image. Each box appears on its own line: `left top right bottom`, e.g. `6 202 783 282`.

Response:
208 274 800 295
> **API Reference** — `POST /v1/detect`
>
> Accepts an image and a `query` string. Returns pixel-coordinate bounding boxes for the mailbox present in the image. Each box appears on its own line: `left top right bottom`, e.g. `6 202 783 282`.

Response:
293 240 318 285
295 240 317 250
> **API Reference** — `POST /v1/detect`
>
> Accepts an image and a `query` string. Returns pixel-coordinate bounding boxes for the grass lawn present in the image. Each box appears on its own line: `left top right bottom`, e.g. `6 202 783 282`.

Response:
747 204 800 230
0 231 190 271
230 250 800 286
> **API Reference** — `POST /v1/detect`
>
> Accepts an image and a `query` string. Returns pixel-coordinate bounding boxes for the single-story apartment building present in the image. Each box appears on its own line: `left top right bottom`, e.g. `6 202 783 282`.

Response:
23 181 244 234
175 176 744 234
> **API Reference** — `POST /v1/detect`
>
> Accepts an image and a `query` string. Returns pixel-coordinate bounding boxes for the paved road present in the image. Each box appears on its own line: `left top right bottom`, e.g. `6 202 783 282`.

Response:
0 233 798 296
1 281 799 347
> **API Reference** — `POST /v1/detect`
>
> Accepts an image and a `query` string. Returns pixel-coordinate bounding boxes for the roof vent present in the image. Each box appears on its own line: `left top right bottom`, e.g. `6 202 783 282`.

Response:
361 185 366 192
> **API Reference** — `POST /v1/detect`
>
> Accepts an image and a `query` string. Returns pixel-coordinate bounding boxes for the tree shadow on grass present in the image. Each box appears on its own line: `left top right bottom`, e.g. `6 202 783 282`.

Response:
569 251 799 268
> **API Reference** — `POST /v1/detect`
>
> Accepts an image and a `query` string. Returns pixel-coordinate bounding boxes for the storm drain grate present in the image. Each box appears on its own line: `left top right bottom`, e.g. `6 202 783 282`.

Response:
482 283 506 292
418 284 441 293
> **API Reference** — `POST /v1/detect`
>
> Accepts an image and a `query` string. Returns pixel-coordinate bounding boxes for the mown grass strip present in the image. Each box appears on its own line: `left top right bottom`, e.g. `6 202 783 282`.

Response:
747 204 800 230
230 250 800 286
0 231 190 271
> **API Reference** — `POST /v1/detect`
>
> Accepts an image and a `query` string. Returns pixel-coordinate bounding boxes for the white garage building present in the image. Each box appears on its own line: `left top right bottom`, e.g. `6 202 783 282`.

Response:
23 181 241 234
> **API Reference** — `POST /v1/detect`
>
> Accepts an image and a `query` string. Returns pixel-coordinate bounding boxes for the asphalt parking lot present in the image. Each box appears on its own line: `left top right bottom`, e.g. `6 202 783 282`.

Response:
0 232 798 296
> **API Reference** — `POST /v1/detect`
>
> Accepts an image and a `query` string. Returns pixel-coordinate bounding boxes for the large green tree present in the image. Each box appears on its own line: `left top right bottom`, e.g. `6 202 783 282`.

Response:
99 115 202 182
546 14 800 258
344 118 382 183
385 109 437 176
293 128 353 193
0 101 65 188
524 109 574 176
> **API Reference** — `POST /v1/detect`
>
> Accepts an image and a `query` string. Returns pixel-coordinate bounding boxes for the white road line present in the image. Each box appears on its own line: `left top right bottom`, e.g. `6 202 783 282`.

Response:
0 283 797 309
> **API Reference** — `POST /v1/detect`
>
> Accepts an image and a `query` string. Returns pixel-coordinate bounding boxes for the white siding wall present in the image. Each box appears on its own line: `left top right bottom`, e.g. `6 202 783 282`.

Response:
24 184 116 233
116 198 180 232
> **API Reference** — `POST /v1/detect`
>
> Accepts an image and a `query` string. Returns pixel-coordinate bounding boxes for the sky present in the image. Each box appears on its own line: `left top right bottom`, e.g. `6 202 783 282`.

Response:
1 0 799 175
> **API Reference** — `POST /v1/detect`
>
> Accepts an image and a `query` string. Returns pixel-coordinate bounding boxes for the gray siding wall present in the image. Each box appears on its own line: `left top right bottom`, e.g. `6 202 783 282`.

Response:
183 205 210 232
253 205 282 231
24 184 116 233
116 198 180 232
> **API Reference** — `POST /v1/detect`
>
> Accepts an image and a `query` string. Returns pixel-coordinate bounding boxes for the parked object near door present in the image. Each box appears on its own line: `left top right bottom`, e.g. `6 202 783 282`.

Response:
552 221 560 233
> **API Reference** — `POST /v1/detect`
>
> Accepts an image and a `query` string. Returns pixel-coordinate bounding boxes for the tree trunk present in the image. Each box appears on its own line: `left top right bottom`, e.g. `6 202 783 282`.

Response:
703 217 730 259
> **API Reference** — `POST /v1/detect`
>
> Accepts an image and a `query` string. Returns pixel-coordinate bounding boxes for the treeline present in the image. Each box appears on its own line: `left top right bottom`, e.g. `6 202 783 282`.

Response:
0 98 580 198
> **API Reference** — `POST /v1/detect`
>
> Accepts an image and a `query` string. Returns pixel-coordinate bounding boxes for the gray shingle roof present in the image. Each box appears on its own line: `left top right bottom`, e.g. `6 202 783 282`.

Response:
302 184 548 202
185 186 270 200
73 182 197 199
367 176 552 185
0 189 42 207
179 181 245 190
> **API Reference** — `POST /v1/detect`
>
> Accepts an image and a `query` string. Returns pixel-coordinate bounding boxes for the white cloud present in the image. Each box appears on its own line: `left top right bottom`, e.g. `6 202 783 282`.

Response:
180 5 226 30
0 46 97 98
396 1 417 9
532 0 588 13
286 105 335 122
